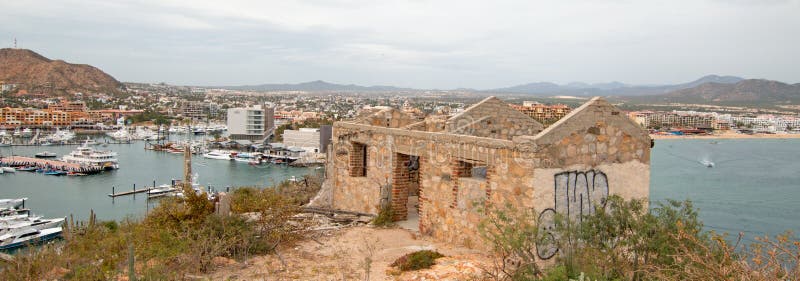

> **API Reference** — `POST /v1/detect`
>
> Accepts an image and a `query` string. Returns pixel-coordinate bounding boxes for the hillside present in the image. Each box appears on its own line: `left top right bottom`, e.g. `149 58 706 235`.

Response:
631 79 800 106
0 48 123 95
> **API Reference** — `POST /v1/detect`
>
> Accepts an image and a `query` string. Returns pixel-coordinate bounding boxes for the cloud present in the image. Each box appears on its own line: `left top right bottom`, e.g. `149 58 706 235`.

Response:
0 0 798 88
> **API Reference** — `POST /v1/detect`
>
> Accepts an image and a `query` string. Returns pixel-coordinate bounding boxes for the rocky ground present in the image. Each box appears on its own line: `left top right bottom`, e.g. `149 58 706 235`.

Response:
204 225 492 280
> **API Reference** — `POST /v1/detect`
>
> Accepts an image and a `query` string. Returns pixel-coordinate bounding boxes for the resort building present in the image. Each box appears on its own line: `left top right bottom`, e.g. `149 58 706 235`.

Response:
313 96 651 263
227 104 275 142
0 107 93 128
510 101 571 124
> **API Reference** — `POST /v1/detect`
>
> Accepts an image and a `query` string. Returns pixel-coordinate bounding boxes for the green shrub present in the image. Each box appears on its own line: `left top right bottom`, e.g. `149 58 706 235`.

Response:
391 250 445 271
371 205 394 227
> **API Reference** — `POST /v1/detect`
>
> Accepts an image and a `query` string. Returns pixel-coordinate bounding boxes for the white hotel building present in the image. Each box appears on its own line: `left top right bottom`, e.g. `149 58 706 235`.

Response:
227 104 275 142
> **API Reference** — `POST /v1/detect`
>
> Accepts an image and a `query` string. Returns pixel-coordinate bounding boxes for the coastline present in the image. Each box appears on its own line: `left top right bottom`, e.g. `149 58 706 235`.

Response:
651 131 800 140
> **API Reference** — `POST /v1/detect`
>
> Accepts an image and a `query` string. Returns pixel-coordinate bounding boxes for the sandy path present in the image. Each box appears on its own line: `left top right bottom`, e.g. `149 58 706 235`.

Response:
206 226 490 280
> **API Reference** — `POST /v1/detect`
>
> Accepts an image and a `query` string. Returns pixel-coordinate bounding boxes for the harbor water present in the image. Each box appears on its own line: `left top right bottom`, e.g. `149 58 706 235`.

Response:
0 138 314 222
1 137 798 243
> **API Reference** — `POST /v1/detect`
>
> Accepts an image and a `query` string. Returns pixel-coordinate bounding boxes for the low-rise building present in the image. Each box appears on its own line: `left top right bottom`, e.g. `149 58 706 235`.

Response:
316 96 651 263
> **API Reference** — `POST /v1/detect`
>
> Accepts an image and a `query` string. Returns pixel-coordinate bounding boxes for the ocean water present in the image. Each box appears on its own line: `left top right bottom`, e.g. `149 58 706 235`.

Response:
651 138 800 242
0 139 316 222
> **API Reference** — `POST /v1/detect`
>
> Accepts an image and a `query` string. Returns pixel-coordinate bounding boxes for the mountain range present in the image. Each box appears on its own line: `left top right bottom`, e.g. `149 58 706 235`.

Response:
220 80 414 92
486 75 746 96
0 48 123 95
630 79 800 106
216 75 750 97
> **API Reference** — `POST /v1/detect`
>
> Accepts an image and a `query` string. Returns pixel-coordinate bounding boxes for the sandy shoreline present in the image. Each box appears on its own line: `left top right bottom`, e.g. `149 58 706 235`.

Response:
650 132 800 140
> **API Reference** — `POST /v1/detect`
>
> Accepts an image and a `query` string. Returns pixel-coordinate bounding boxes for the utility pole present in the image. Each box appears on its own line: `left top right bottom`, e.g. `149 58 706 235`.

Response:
183 144 192 191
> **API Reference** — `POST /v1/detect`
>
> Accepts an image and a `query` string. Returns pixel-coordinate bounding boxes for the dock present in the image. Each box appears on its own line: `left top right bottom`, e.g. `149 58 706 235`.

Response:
0 156 104 174
108 187 152 197
0 156 103 173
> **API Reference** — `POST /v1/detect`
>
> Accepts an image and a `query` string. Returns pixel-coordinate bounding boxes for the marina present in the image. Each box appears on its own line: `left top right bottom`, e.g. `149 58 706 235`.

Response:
0 138 316 222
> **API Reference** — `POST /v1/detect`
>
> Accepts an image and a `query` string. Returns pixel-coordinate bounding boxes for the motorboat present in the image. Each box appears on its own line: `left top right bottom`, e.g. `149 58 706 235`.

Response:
147 184 178 196
0 227 63 251
234 152 262 163
107 127 132 141
16 167 36 172
45 129 76 143
1 167 15 173
44 170 67 176
0 215 37 223
0 198 27 210
81 137 99 146
61 139 119 170
0 217 65 235
203 151 234 160
20 128 33 138
35 151 58 158
700 160 715 168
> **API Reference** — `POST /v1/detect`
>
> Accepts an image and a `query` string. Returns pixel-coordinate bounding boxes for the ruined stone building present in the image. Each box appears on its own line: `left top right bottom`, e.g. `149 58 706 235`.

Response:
318 96 651 261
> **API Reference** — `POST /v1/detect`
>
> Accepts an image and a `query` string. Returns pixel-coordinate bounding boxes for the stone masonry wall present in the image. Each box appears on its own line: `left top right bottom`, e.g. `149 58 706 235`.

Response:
445 96 544 140
328 97 651 261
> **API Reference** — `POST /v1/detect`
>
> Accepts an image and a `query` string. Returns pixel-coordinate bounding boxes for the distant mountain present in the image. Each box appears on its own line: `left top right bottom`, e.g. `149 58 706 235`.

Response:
487 75 745 96
219 80 415 92
0 48 123 95
634 79 800 105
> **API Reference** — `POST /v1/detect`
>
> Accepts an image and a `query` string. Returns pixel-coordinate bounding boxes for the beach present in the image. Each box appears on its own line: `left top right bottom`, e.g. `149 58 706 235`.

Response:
650 131 800 140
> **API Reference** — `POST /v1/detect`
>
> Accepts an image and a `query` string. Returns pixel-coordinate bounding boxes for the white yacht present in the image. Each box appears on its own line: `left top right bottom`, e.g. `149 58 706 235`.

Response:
203 150 234 160
20 128 33 138
62 140 119 170
0 217 65 235
107 127 132 141
46 129 76 143
147 184 179 198
0 227 63 250
0 198 27 210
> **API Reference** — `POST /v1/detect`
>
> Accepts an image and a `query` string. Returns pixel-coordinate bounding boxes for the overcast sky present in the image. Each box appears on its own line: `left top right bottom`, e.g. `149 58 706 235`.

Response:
1 0 798 89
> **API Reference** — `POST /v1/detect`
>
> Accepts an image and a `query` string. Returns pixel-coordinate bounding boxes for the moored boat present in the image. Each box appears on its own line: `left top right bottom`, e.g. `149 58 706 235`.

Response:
0 198 27 210
1 167 15 173
34 151 58 158
16 167 36 172
202 151 234 160
62 139 119 170
0 217 65 235
0 227 63 251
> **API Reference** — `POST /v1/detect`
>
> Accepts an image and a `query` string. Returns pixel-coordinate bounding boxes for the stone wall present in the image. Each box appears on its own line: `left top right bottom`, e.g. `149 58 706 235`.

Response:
445 96 544 140
327 97 651 261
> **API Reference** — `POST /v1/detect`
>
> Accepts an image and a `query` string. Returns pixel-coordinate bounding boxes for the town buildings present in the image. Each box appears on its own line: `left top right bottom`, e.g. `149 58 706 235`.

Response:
281 126 333 153
314 96 651 262
510 101 571 124
226 103 275 141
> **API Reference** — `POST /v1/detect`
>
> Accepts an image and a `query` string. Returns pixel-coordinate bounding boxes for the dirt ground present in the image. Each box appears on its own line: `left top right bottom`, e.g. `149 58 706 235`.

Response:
205 226 492 280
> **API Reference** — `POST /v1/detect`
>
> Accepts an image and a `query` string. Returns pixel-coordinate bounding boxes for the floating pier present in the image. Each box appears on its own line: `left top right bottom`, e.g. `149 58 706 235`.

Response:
107 185 152 197
0 156 104 174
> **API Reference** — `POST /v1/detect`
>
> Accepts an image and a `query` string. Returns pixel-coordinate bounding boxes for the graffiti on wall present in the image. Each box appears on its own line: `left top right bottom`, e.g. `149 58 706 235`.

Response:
536 170 609 260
